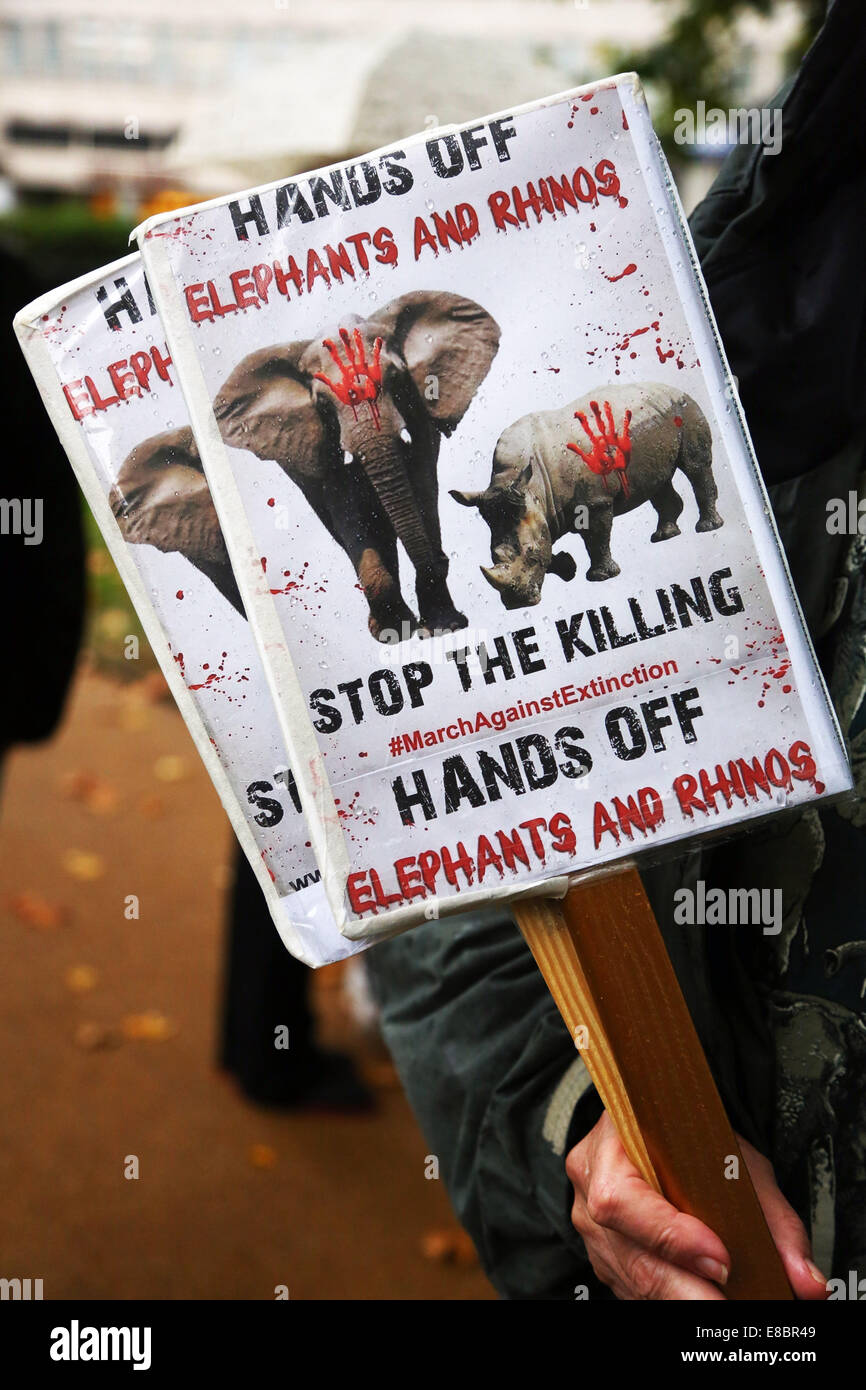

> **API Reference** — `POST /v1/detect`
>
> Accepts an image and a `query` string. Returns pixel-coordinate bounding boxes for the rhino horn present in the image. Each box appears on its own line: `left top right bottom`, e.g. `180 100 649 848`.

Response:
480 562 516 592
450 488 486 508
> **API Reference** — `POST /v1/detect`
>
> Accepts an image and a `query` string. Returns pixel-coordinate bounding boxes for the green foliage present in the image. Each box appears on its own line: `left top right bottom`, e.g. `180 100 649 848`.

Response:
0 199 130 289
604 0 827 156
82 507 157 678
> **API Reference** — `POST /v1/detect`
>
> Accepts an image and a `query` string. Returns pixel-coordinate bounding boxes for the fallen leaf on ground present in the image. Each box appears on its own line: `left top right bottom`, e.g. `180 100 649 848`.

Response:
248 1144 278 1170
66 964 99 993
115 703 150 733
83 783 119 815
59 773 119 815
420 1226 478 1267
86 549 114 577
153 755 189 783
98 608 129 640
61 850 105 881
133 671 171 704
59 771 99 800
8 892 67 930
73 1021 122 1051
121 1011 178 1041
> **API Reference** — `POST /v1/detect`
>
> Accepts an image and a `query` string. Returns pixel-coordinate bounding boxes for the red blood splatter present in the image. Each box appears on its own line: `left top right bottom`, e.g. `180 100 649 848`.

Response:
260 852 276 883
604 263 637 282
590 106 599 115
568 400 632 498
261 557 267 572
673 416 683 427
622 110 629 131
267 498 276 507
269 559 328 608
314 327 383 429
618 197 629 208
176 590 184 599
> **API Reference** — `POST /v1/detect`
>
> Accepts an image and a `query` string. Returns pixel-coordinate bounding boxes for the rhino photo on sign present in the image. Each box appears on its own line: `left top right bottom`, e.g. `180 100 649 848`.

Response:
136 76 851 934
452 383 723 609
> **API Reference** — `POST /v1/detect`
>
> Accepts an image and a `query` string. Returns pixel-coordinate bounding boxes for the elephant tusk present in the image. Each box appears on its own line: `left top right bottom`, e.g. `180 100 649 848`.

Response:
400 427 412 446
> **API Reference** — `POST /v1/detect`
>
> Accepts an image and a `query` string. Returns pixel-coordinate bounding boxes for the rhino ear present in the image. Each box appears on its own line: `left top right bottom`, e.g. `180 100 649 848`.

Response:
549 551 578 582
449 488 486 508
513 462 533 489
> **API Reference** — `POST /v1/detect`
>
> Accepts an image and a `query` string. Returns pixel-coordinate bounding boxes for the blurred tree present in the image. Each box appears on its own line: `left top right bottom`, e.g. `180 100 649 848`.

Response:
603 0 827 154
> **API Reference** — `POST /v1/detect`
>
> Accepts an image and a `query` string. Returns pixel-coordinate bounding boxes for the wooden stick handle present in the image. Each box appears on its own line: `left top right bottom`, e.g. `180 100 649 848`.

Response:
514 868 791 1300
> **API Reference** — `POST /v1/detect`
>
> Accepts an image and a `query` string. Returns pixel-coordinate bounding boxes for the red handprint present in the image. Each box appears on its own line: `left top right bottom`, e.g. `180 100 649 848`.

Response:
314 327 384 429
567 399 633 497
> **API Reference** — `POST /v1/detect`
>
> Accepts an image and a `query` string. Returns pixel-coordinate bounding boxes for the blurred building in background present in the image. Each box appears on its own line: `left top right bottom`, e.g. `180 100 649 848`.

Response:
0 0 802 218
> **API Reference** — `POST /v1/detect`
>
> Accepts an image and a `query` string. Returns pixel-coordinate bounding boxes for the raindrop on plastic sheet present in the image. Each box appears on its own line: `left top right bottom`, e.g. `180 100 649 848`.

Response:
213 347 221 356
425 199 435 212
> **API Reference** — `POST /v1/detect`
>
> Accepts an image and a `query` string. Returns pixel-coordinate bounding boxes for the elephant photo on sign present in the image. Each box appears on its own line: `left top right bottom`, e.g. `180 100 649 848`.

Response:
451 383 723 610
212 291 500 641
111 426 246 617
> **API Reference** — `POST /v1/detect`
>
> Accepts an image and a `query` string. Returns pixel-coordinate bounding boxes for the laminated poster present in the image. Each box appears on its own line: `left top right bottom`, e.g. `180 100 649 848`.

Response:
135 75 851 941
14 254 362 966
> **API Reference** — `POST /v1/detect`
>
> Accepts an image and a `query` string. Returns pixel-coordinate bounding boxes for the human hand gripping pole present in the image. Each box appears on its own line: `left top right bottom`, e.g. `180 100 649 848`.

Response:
513 867 794 1300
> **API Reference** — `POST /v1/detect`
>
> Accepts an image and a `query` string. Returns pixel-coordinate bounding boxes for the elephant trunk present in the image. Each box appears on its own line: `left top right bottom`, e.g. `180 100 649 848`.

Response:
351 424 441 579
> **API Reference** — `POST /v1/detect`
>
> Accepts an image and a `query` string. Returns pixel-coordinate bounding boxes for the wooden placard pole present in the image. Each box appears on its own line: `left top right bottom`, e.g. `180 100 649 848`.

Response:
513 867 792 1301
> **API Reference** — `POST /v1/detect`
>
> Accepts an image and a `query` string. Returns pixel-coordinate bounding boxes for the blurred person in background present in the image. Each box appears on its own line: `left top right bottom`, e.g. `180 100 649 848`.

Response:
220 847 372 1110
0 247 85 768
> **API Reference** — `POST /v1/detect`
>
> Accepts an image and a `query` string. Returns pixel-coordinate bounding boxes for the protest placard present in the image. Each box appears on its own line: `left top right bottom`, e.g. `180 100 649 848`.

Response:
14 254 361 967
133 76 850 944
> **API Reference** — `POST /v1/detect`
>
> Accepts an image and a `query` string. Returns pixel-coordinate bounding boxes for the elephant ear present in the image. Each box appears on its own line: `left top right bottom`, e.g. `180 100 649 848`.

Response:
374 291 500 434
111 426 228 565
213 341 324 473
